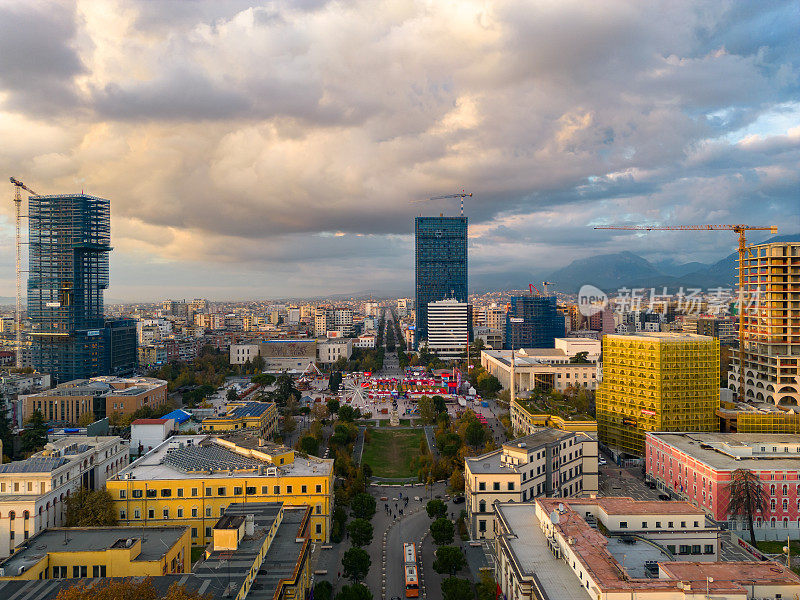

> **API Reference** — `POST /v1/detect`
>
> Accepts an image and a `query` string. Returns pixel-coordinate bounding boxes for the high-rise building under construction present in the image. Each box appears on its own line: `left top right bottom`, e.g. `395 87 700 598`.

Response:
728 241 800 405
597 332 720 456
28 193 115 382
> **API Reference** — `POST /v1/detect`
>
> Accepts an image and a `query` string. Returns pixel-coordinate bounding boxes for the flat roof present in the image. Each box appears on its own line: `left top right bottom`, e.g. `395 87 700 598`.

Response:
115 435 331 480
539 497 705 517
466 430 576 474
0 526 185 573
606 332 713 342
648 432 800 471
132 418 170 425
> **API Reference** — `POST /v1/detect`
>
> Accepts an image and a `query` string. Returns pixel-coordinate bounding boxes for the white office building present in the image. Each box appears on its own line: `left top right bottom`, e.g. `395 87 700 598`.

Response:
426 299 469 358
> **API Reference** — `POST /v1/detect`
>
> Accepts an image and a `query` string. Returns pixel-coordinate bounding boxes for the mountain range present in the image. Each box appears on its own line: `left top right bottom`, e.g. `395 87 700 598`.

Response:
471 233 800 294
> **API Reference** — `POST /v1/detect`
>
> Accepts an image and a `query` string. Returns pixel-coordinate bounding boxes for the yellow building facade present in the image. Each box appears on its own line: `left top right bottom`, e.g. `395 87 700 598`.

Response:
201 401 278 438
107 434 333 548
597 333 719 456
0 526 189 580
510 400 598 437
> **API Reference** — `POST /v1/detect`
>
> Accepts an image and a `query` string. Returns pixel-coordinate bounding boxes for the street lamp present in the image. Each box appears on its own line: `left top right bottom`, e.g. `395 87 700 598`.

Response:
706 576 713 598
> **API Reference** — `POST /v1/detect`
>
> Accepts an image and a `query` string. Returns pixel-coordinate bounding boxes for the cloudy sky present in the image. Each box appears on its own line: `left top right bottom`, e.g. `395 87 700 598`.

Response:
0 0 798 300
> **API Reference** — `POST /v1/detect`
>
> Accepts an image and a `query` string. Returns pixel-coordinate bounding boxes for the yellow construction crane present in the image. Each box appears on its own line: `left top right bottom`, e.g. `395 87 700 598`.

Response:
412 191 472 216
10 177 38 368
594 223 778 400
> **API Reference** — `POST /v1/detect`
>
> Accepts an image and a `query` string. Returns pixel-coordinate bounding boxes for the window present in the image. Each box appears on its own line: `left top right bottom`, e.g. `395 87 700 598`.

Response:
161 489 172 497
493 482 500 491
92 565 106 577
479 520 486 532
704 545 714 554
316 485 322 493
206 507 212 517
217 487 226 496
205 487 212 496
302 485 307 494
508 482 515 491
655 521 661 528
177 508 183 518
146 489 157 498
134 509 141 519
192 488 198 497
691 545 701 554
693 521 699 527
177 488 184 497
54 566 67 578
619 521 628 529
205 527 212 538
163 508 169 518
246 486 256 495
192 508 198 518
680 521 686 528
233 487 242 495
287 486 293 494
679 545 691 555
641 522 648 529
148 509 155 519
666 545 676 554
119 490 126 499
191 528 198 538
274 486 280 494
479 500 486 512
262 486 269 494
120 510 126 519
132 490 143 499
478 482 486 491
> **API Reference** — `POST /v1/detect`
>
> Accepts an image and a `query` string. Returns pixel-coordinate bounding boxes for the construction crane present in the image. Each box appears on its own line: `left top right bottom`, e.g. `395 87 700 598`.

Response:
529 283 541 295
10 177 38 369
594 223 778 401
541 281 555 294
412 191 472 216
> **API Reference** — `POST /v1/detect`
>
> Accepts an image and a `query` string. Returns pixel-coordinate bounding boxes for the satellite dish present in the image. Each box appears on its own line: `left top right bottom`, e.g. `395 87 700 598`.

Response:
550 510 560 525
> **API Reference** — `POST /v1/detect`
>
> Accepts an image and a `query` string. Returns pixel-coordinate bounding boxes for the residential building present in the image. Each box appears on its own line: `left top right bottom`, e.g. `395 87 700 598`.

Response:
161 300 189 319
414 215 468 347
505 295 565 350
201 402 278 437
646 432 800 540
230 344 259 365
729 240 800 404
426 299 470 358
492 498 799 600
396 298 414 318
137 343 167 368
107 434 334 547
28 193 111 383
354 335 376 349
21 376 167 424
131 418 176 455
481 348 598 394
314 308 354 338
194 313 223 330
473 326 503 349
0 436 128 558
597 333 720 457
464 429 598 539
0 525 189 580
697 316 736 343
317 338 353 364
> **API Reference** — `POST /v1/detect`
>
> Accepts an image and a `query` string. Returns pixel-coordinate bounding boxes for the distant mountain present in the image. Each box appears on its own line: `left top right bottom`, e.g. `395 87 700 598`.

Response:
546 251 664 292
653 260 709 278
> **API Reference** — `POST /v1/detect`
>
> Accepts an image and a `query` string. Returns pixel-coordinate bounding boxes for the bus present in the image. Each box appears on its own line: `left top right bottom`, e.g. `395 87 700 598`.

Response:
403 542 419 598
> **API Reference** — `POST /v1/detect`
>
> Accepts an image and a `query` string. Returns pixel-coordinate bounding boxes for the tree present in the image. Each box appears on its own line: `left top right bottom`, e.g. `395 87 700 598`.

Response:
432 395 447 415
726 468 768 546
300 435 319 456
252 354 266 373
430 518 455 545
335 583 372 600
226 387 239 403
252 373 276 388
449 469 465 493
569 351 591 364
360 463 373 479
433 546 467 576
330 372 343 394
21 410 48 454
347 518 374 547
314 581 333 600
327 398 341 415
282 414 297 437
65 488 118 527
54 578 212 600
275 374 300 406
441 577 474 600
436 432 462 457
426 499 447 520
338 405 357 422
465 421 486 448
351 492 376 520
0 403 15 461
418 396 437 424
342 547 371 582
77 411 95 427
476 569 497 600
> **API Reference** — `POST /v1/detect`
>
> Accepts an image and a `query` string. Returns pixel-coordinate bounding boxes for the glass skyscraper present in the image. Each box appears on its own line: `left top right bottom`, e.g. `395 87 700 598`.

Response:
505 295 565 349
414 216 468 347
28 193 112 382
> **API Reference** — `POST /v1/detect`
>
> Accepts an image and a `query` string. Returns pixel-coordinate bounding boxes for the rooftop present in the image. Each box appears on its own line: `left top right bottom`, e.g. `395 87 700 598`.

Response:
115 435 331 480
606 332 714 342
648 432 800 471
0 526 185 574
466 429 577 474
131 418 170 425
482 349 596 367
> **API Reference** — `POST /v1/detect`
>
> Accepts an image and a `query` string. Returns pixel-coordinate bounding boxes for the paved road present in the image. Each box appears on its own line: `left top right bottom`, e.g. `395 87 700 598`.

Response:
423 426 439 459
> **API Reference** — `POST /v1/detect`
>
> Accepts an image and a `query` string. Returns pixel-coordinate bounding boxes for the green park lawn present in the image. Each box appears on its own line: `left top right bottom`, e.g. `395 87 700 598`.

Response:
361 428 425 478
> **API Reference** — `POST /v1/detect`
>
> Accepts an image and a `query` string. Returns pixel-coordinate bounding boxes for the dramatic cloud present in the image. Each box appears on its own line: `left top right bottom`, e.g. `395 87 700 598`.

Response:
0 0 797 299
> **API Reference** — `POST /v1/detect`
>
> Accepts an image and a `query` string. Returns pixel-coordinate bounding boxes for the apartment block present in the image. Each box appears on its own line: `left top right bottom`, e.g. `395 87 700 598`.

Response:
464 429 598 539
597 333 720 457
201 402 278 438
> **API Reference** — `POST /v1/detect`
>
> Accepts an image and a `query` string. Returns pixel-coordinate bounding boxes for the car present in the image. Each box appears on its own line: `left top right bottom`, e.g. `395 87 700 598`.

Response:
598 458 607 466
452 495 465 504
658 493 671 501
646 481 657 489
380 496 388 501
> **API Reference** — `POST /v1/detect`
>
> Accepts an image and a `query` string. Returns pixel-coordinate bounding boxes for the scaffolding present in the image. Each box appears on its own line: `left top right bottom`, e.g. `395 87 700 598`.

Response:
597 334 720 456
28 194 111 382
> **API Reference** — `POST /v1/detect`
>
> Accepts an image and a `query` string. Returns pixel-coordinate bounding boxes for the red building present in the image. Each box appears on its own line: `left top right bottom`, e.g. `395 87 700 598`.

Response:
646 432 800 541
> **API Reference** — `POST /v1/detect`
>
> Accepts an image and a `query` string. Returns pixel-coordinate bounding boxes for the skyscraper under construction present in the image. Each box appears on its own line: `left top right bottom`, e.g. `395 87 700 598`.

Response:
28 193 112 382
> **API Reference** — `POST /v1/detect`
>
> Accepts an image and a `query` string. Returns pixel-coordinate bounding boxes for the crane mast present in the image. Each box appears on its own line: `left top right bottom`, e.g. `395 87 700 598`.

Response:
594 223 778 401
9 177 38 369
413 191 472 216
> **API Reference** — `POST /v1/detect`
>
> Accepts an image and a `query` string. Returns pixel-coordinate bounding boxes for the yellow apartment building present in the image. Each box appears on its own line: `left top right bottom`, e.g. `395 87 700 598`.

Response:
106 433 333 548
201 401 278 438
0 526 189 580
510 401 598 437
597 333 720 456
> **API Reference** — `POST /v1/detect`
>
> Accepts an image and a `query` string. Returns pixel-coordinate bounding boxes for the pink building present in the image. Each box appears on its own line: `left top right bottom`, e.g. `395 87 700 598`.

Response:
646 432 800 541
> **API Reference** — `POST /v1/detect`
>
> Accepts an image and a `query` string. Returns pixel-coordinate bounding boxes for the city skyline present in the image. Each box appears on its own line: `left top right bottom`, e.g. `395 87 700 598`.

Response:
0 1 798 300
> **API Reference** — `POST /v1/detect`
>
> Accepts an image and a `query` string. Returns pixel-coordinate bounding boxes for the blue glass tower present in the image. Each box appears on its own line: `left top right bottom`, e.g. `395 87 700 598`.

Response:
414 216 468 347
28 193 111 382
505 295 564 349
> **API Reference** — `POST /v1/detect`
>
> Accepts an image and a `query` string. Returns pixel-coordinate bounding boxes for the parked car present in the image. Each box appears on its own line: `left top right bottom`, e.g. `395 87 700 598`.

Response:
452 495 465 504
598 458 607 466
646 481 657 489
658 493 671 501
